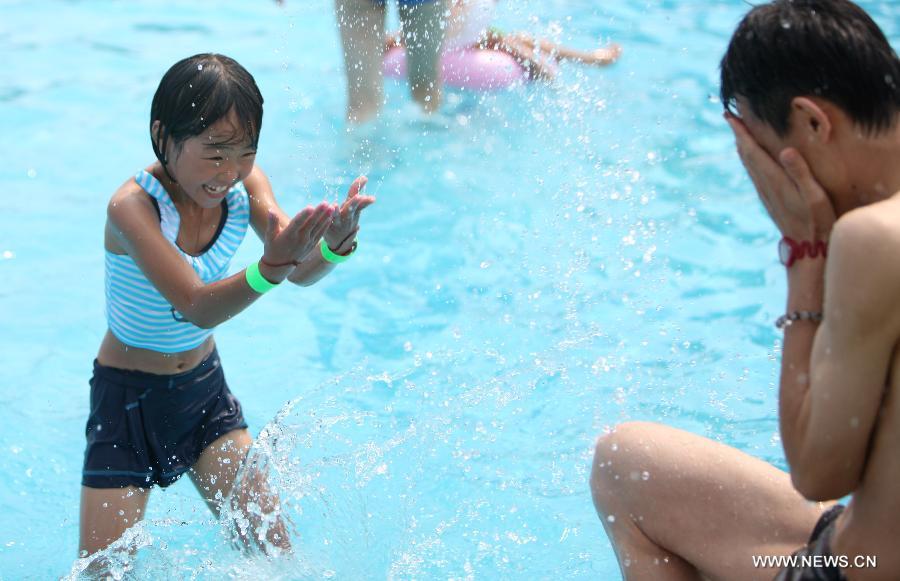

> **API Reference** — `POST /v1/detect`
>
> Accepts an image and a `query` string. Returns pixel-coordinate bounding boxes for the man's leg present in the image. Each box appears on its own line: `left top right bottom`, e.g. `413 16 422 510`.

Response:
591 421 824 580
398 0 446 113
335 0 387 123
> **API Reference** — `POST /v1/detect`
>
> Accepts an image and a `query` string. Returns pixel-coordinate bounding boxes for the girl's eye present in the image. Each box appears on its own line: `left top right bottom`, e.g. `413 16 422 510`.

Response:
207 157 224 162
242 152 256 158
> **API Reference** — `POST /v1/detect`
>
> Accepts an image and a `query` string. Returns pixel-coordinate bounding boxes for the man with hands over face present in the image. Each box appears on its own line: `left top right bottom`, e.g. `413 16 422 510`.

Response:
589 1 900 579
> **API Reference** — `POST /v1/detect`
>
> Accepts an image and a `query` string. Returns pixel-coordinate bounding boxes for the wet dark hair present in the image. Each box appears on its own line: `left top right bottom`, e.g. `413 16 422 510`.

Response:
720 0 900 136
150 53 263 180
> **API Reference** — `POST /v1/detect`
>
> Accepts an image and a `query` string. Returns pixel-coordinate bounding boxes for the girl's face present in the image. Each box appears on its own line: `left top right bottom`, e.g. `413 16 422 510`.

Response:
157 109 257 208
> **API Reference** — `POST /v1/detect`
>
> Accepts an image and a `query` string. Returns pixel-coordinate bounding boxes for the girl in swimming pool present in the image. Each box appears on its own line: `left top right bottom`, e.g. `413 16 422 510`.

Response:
385 0 621 80
79 53 375 563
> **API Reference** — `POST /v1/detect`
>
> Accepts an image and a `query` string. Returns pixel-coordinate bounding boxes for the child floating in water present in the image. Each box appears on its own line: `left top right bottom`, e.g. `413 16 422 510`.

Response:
385 0 621 80
78 53 375 568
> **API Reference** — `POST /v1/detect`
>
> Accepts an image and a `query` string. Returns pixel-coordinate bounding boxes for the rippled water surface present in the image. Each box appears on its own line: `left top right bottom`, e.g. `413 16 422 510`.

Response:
2 0 898 578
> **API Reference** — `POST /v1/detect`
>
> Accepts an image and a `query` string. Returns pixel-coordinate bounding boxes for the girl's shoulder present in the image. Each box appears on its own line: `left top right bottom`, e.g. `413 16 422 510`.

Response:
110 165 161 204
105 167 162 254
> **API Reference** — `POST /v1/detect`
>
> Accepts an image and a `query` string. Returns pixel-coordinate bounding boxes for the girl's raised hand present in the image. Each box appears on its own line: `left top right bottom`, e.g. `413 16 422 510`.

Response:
324 176 376 252
262 202 335 268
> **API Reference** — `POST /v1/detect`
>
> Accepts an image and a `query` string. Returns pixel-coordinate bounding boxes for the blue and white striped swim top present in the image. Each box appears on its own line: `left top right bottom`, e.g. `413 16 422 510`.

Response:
105 170 251 353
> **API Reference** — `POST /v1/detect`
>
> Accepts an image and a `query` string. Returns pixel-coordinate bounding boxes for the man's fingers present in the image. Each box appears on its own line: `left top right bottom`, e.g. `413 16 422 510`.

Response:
724 112 747 138
780 148 835 234
725 113 777 173
780 148 825 200
725 113 795 209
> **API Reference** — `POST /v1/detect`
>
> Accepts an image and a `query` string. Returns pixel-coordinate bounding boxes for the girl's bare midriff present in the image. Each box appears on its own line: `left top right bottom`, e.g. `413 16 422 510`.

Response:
97 330 215 375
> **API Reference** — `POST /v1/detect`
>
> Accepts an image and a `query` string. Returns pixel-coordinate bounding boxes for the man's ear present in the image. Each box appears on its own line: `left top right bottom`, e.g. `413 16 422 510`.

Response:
790 97 833 143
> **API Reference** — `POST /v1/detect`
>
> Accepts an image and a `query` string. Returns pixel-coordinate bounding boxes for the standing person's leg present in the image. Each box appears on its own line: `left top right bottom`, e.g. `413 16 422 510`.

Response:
79 486 150 563
189 429 291 552
335 0 387 123
398 0 446 113
590 421 825 581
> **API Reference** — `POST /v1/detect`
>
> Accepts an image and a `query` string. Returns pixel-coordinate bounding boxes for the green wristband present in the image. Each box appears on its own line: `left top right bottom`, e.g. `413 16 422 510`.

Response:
245 260 280 294
320 239 357 264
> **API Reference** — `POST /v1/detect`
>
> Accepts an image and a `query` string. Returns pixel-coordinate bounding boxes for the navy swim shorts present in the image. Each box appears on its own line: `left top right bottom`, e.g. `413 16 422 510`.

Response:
82 348 248 489
774 504 848 581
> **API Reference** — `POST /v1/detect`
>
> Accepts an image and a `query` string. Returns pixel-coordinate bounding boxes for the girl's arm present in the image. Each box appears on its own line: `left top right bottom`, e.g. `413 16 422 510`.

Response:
107 179 333 329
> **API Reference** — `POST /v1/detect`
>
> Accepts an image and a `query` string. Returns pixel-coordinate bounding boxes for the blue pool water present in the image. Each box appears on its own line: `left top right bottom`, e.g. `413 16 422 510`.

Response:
2 0 898 578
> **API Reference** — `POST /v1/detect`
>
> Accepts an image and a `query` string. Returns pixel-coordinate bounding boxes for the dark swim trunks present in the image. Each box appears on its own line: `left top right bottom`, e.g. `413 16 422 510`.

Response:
774 504 848 581
82 348 248 489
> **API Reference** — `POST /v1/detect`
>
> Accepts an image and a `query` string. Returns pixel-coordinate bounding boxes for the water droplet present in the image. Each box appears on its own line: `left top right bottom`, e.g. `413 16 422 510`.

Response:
606 515 616 523
197 64 203 70
641 471 650 481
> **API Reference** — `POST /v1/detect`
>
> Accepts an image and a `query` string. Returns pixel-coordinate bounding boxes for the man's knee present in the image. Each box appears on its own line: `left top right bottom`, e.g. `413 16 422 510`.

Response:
590 421 661 511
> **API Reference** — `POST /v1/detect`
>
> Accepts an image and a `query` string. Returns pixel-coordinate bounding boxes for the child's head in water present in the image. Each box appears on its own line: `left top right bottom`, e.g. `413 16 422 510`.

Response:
150 53 263 208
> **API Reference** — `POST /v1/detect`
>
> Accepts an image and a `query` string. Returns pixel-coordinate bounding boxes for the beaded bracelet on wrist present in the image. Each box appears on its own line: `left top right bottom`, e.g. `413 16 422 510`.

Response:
775 310 823 330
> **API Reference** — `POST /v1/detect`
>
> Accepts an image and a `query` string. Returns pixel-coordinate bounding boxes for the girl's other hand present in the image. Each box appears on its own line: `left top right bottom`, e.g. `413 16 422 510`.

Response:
324 176 376 253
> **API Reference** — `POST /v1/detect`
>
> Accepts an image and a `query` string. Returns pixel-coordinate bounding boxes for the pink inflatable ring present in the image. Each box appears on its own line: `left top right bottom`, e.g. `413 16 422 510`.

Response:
383 46 536 90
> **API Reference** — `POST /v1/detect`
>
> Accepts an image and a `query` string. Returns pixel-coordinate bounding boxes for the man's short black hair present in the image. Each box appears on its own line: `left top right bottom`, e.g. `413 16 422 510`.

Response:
720 0 900 136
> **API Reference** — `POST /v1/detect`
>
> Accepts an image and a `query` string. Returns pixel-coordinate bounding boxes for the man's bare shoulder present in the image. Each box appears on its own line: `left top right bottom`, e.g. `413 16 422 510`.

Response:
832 198 900 253
828 199 900 311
